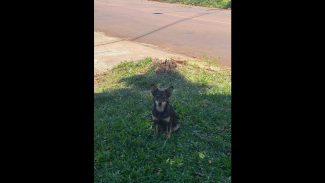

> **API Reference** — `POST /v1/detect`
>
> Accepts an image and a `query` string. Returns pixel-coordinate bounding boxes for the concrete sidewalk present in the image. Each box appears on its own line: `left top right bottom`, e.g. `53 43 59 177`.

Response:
94 32 192 75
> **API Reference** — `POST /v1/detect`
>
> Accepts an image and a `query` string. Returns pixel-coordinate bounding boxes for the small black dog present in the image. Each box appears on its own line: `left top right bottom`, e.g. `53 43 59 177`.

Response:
151 85 180 138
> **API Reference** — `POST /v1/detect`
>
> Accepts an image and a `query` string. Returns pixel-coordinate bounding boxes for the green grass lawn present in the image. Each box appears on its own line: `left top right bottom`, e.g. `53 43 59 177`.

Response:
151 0 231 9
94 58 231 183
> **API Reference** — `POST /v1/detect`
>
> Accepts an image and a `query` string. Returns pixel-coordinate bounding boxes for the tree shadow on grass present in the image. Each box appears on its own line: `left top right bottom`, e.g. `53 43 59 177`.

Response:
94 62 231 182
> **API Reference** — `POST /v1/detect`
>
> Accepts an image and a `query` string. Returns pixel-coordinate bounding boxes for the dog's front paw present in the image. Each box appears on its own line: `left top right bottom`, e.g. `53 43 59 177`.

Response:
165 132 171 139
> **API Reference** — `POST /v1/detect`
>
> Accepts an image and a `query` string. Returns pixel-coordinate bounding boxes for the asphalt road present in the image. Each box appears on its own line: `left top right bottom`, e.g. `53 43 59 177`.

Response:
95 0 231 66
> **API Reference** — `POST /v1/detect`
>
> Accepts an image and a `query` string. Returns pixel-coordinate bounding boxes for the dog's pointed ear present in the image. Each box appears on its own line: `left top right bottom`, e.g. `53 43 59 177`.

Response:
166 86 174 97
151 84 158 96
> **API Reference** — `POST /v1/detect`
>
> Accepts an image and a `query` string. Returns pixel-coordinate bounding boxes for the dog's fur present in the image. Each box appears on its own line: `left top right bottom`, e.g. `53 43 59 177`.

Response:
151 85 180 138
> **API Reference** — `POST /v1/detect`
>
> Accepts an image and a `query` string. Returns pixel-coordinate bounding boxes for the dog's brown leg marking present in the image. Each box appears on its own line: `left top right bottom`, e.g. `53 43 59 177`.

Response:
155 123 159 135
166 123 172 138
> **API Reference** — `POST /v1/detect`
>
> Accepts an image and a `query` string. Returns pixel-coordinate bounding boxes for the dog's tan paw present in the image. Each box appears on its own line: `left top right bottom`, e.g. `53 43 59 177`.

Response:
166 133 171 139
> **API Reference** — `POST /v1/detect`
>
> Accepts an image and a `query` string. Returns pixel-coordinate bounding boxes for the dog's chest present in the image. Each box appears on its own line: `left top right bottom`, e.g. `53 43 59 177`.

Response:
152 114 171 123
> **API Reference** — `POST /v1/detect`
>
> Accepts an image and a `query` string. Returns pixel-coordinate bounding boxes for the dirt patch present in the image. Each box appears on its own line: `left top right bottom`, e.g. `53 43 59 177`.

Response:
153 58 178 74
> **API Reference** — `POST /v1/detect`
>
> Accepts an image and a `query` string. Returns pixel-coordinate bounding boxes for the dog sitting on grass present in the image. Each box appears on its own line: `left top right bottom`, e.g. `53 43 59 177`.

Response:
151 85 180 138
